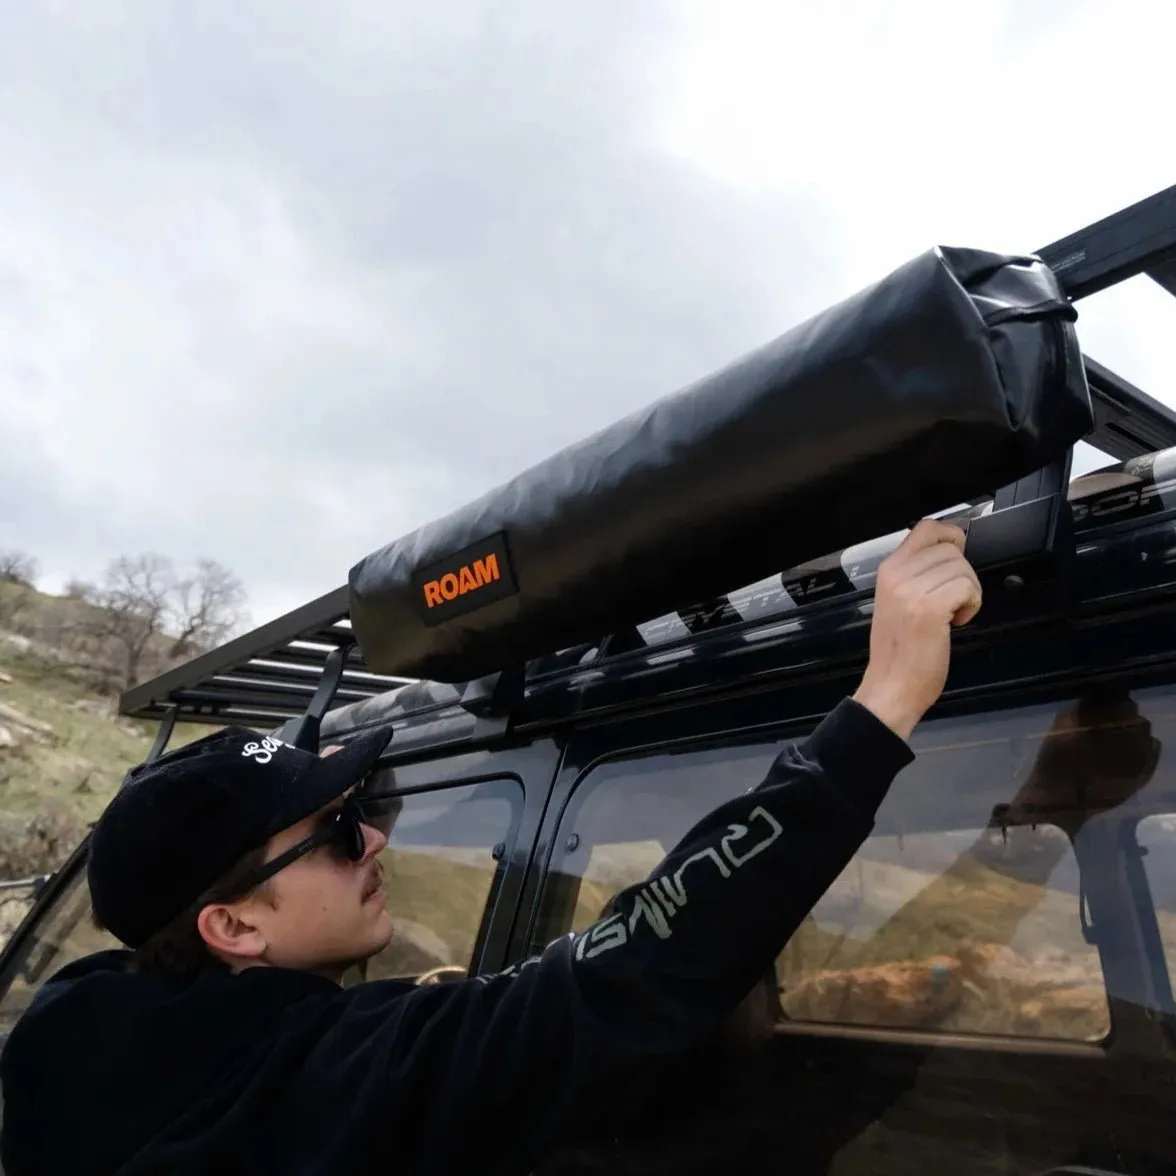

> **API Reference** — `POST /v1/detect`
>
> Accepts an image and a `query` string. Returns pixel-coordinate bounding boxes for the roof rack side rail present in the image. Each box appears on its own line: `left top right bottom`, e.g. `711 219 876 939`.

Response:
458 663 526 740
1037 182 1176 302
1084 357 1176 459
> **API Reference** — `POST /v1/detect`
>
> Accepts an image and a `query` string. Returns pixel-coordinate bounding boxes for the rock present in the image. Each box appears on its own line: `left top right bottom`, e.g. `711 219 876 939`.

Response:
959 941 1100 990
782 955 964 1029
1015 986 1108 1039
0 725 16 751
115 718 146 740
0 671 12 684
70 697 113 719
0 634 31 655
0 895 34 947
0 703 55 746
0 799 87 878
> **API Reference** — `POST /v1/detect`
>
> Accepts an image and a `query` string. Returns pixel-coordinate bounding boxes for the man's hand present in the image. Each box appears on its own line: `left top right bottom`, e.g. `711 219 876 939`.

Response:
852 518 981 741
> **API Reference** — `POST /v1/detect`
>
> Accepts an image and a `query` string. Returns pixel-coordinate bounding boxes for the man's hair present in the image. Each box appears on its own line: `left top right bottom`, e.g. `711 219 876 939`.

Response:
95 845 276 984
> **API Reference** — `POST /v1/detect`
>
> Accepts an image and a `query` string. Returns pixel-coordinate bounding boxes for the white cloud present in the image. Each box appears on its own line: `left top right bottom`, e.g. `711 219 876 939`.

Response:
0 105 436 620
652 0 1176 475
656 0 1175 263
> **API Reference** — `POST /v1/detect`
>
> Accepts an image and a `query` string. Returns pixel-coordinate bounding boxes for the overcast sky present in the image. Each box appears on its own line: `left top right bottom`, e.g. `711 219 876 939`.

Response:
2 0 1175 630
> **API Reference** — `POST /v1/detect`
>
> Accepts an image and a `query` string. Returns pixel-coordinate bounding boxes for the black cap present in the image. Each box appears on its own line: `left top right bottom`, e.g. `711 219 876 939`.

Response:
88 724 393 949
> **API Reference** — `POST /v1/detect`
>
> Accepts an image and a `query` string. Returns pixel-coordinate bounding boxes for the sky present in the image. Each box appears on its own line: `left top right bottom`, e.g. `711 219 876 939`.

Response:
2 0 1175 631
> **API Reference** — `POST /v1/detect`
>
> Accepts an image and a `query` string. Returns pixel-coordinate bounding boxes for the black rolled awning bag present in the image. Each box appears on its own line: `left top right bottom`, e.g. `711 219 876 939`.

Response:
350 246 1093 683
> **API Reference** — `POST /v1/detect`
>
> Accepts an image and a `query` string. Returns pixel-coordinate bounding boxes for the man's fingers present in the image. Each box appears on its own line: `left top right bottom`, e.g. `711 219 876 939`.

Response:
927 575 983 627
897 518 967 557
897 537 975 580
910 550 982 599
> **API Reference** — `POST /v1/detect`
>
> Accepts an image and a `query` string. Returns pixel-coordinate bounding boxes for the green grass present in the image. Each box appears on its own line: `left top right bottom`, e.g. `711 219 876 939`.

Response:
0 638 205 824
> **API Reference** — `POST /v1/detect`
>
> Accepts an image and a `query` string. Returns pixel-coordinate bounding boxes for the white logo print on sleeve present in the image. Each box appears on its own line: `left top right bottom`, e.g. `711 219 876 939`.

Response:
241 737 289 765
572 806 784 962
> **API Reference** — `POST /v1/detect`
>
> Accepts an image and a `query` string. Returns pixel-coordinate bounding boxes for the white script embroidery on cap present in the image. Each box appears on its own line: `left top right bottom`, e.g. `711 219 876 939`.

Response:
242 737 288 765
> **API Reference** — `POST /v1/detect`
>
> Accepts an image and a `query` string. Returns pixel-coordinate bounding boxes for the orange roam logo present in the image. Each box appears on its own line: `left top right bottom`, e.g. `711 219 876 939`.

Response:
412 532 517 626
422 554 501 609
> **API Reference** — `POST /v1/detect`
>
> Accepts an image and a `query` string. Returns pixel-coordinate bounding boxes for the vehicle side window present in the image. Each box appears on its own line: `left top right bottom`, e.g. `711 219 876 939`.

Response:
533 742 781 942
1133 810 1176 1003
530 690 1175 1043
355 776 522 984
0 870 120 1038
0 776 523 1027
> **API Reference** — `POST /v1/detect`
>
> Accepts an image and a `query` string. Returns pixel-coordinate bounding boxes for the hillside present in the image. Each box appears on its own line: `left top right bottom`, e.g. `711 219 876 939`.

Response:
0 585 206 879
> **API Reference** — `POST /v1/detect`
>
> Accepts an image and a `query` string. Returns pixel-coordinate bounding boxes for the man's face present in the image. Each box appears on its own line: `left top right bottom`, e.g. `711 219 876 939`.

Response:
201 794 395 981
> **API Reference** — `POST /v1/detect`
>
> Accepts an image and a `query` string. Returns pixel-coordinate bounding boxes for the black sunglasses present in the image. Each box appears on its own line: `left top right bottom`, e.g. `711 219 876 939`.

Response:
237 797 370 890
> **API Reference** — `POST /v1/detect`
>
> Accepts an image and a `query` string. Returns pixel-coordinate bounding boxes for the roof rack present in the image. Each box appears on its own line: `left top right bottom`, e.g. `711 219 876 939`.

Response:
119 183 1176 747
1045 182 1176 459
118 586 415 739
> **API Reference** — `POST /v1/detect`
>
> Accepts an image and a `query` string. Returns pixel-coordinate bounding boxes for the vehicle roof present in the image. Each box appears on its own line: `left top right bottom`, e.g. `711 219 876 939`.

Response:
118 183 1176 748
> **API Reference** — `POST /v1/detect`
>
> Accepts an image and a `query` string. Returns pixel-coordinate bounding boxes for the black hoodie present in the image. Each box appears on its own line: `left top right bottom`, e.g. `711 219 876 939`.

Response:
0 698 913 1176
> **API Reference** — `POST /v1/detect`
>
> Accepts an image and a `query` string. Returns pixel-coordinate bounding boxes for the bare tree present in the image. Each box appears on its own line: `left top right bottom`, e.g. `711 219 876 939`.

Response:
0 551 37 630
0 551 37 587
62 578 93 601
167 559 248 660
82 554 174 690
78 554 249 691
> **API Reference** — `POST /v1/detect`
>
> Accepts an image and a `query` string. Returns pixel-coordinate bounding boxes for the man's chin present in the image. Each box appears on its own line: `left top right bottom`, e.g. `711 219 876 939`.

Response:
369 912 396 952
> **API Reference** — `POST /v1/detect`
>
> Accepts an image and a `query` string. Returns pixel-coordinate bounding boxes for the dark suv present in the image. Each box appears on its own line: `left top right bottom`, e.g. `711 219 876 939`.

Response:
5 187 1176 1176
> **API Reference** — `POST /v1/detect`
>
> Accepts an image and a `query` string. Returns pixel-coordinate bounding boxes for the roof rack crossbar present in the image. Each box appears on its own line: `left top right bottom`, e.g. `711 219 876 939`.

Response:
249 647 371 672
213 661 397 695
1150 254 1176 299
1082 357 1176 459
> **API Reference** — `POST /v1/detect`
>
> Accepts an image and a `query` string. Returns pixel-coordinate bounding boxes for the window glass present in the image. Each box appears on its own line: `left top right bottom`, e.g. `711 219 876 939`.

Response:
0 870 120 1037
356 777 522 984
777 821 1105 1039
1134 813 1176 991
531 689 1176 1043
535 743 780 938
0 777 522 1029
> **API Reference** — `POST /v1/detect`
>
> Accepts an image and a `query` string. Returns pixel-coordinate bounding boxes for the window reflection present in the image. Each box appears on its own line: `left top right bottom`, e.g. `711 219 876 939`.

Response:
536 686 1173 1042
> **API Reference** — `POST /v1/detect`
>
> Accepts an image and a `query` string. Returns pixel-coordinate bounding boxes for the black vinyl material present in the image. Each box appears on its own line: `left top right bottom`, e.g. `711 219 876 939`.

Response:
349 246 1093 682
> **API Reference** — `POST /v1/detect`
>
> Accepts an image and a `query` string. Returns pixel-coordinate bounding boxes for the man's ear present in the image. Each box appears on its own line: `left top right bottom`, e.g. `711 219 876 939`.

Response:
196 902 269 964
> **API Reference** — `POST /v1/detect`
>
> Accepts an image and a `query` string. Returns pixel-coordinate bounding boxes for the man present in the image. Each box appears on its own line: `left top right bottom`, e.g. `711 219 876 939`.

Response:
0 519 981 1175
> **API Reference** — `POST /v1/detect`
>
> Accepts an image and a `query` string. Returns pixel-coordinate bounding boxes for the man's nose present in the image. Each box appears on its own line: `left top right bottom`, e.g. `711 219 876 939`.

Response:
359 822 388 860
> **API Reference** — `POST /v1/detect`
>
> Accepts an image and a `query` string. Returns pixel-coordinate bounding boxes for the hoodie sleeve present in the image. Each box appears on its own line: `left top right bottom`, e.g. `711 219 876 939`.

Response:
311 697 914 1175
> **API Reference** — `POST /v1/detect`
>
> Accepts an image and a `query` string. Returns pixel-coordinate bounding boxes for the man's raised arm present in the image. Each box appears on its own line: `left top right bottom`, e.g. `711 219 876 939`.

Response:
315 520 983 1175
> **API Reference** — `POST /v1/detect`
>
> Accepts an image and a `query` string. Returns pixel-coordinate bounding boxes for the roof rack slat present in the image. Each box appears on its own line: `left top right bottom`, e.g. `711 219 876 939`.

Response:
1083 357 1176 459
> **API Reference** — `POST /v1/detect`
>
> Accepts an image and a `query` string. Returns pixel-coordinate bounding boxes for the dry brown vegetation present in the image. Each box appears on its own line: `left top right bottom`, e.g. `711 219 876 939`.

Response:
0 570 233 884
